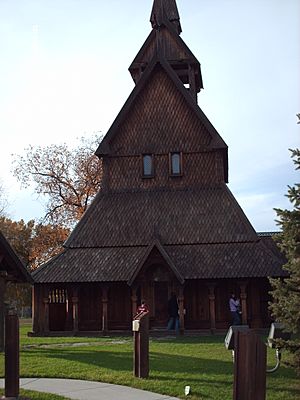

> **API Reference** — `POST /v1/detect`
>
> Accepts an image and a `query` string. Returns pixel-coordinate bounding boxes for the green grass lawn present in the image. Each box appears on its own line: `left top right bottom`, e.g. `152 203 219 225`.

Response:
0 389 70 400
0 323 299 400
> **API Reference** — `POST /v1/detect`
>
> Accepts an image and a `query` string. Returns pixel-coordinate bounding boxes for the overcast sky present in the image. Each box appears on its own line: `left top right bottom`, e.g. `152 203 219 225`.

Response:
0 0 299 231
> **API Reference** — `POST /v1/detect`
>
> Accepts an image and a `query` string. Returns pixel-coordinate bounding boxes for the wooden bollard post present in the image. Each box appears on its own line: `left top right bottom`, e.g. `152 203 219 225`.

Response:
4 309 19 399
133 312 149 378
233 330 266 400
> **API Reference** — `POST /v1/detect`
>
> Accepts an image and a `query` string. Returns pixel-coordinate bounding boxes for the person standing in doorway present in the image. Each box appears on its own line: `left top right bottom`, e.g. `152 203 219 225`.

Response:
229 293 241 325
167 292 179 334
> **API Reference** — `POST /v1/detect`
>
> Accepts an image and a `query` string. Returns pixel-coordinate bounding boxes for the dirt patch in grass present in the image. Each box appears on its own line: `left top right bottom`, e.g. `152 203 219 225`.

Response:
22 339 129 349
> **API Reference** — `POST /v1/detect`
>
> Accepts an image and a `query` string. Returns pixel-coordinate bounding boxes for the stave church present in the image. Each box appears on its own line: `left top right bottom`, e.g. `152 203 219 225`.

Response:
32 0 285 335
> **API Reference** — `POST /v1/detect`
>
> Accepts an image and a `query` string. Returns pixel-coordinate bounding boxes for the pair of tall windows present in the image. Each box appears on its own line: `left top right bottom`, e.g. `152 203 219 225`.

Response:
142 152 182 178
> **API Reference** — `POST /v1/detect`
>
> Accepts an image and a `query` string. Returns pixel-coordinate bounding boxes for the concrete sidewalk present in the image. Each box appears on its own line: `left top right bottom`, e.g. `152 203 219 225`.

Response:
0 378 180 400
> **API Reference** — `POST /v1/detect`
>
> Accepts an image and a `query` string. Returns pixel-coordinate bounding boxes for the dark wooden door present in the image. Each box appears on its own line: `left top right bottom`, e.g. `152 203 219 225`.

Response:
153 282 168 327
78 284 101 331
49 303 66 331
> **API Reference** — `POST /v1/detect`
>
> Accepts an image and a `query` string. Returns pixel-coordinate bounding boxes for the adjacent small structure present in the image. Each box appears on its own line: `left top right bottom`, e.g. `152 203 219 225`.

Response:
0 231 33 399
0 231 33 350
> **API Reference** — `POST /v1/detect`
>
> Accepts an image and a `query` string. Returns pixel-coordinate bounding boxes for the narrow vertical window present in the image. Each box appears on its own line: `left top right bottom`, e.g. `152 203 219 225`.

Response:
142 154 154 177
170 152 182 176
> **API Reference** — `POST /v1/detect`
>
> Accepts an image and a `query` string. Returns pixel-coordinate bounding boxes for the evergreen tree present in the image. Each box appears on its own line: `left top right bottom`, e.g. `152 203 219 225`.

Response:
269 116 300 374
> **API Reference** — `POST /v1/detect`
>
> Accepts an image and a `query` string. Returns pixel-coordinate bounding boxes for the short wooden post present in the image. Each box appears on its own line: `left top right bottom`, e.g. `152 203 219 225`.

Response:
4 309 19 399
233 330 266 400
133 311 149 378
72 296 79 333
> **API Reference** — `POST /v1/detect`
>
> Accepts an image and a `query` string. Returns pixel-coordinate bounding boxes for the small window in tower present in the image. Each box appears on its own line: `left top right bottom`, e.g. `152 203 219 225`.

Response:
142 154 154 178
170 152 183 176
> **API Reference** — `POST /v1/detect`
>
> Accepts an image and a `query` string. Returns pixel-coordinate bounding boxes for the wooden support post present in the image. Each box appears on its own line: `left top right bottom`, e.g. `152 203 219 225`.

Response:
102 286 108 333
72 296 79 333
43 297 49 334
239 282 248 325
32 285 43 334
131 288 137 318
0 273 6 352
208 283 216 333
133 312 149 378
32 285 37 334
4 309 19 399
233 330 266 400
178 287 185 335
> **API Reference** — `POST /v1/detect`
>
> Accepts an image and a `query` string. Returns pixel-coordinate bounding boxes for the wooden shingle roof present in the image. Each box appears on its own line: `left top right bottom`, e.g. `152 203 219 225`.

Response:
0 231 33 283
33 240 284 284
32 184 285 284
96 57 226 154
65 184 257 249
129 22 202 88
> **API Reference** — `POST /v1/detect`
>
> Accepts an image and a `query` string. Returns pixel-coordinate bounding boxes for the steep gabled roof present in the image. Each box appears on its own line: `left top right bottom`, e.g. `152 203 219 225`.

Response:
0 231 33 283
129 20 202 85
96 55 227 161
65 185 257 249
128 240 184 285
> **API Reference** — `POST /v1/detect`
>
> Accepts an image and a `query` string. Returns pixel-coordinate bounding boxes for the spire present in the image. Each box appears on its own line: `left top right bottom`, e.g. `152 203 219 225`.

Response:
150 0 182 34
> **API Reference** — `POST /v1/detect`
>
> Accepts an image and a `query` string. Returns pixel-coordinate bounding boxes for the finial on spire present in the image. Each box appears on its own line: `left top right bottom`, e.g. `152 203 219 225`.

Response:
150 0 182 34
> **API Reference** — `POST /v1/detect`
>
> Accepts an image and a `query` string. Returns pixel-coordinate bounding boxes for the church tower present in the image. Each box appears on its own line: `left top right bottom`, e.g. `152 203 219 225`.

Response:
129 0 203 103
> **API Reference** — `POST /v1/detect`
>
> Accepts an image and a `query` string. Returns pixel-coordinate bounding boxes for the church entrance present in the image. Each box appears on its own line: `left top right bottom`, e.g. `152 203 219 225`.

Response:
134 254 183 331
153 281 168 327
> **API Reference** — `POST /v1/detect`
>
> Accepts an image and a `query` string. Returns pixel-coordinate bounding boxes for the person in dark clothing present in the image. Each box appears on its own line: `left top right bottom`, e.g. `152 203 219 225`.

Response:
167 292 179 333
229 293 241 325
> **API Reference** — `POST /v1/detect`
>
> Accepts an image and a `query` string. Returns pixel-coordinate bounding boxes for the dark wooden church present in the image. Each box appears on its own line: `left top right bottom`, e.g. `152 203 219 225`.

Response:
32 0 285 335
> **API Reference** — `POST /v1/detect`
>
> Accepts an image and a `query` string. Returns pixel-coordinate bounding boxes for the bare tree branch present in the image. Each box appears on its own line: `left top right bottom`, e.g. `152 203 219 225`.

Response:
12 134 103 227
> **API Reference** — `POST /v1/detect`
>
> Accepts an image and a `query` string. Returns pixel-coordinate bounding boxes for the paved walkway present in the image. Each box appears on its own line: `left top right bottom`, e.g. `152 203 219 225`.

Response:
0 378 180 400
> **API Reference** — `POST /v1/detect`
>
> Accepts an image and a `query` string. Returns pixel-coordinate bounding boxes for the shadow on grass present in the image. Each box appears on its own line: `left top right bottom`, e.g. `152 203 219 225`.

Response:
22 344 299 378
23 346 233 370
19 345 300 400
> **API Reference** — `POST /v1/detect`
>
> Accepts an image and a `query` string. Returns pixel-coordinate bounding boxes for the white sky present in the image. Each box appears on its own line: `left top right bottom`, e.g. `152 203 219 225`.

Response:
0 0 299 231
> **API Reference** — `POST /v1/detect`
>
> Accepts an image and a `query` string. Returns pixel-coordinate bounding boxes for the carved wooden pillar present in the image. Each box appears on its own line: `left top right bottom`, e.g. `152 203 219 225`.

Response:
102 286 108 333
43 297 49 334
0 272 6 351
207 282 216 333
72 293 79 333
178 286 185 335
131 287 137 318
239 281 248 325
